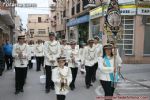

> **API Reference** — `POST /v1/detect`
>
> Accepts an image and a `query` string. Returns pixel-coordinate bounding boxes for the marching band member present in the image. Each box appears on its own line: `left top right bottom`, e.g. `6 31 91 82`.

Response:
98 44 122 99
82 39 97 89
35 39 44 71
52 57 72 100
67 40 80 90
28 40 35 69
79 43 86 74
92 36 103 82
60 39 68 58
44 32 61 93
12 34 29 94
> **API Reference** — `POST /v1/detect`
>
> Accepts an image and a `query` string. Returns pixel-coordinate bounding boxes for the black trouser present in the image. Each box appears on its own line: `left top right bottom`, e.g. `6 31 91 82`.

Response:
70 67 78 89
15 67 28 91
85 66 94 86
5 55 13 70
0 68 4 76
36 56 43 71
41 56 44 67
100 80 115 100
57 95 66 100
28 56 34 69
92 62 98 82
45 65 54 90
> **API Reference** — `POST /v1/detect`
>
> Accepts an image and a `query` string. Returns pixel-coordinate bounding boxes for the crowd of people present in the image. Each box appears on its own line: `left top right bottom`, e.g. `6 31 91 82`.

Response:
0 32 122 100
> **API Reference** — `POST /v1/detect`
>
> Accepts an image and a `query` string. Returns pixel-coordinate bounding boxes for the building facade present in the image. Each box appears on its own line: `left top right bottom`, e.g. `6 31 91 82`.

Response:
50 0 150 63
14 15 23 43
27 14 50 42
0 0 17 44
89 0 150 63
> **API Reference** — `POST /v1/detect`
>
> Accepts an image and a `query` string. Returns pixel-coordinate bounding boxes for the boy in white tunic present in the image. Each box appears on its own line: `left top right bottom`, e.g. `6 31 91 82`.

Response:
92 36 103 82
82 39 97 89
35 39 44 71
44 32 61 93
52 57 72 100
12 34 29 94
67 40 80 90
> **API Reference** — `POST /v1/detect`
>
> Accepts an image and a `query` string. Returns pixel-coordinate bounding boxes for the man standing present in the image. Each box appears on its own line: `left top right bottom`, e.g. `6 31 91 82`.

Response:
67 40 80 90
0 41 5 76
12 34 29 94
82 39 97 89
92 36 103 82
3 39 13 70
28 40 35 69
35 39 44 71
44 32 61 93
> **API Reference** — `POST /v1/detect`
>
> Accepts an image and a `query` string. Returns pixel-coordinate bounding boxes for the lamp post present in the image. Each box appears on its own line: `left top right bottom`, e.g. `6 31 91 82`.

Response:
104 0 122 87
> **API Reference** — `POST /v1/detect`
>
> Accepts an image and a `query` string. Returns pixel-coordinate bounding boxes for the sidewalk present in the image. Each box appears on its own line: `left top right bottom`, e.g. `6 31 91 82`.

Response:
121 64 150 87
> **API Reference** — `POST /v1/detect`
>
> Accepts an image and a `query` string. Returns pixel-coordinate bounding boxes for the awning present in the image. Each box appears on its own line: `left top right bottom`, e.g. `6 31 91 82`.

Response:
67 15 89 27
0 10 14 26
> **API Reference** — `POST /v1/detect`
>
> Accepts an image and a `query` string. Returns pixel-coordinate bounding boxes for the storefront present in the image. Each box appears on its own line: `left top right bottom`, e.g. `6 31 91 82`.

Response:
89 4 150 63
67 15 89 44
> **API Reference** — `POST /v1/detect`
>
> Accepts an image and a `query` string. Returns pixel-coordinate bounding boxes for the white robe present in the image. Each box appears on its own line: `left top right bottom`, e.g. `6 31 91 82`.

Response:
98 56 122 81
81 46 97 67
12 43 29 68
34 43 44 57
52 66 72 95
44 40 61 66
67 46 80 68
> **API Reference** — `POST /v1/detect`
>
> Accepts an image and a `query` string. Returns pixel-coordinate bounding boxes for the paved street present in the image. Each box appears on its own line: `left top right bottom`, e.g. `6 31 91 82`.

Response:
0 64 150 100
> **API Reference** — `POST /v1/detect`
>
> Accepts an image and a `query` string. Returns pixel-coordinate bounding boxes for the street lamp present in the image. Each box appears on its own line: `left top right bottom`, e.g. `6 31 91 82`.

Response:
104 0 122 87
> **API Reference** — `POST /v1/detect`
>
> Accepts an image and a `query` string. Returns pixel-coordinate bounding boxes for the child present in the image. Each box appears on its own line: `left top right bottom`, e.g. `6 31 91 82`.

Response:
52 57 72 100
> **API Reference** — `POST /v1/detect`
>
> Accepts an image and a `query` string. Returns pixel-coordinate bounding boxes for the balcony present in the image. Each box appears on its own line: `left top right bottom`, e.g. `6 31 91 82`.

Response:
50 4 56 12
53 0 57 2
76 3 80 13
0 8 14 26
83 0 96 9
28 20 49 23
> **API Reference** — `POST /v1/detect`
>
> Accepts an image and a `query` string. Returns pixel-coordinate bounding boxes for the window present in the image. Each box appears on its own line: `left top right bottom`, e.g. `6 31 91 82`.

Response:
38 29 46 34
144 17 150 55
118 16 135 55
38 17 41 23
30 29 34 38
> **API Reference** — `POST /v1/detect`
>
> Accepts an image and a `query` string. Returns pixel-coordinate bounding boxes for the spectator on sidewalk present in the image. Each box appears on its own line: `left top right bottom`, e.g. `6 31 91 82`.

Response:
0 41 5 76
3 39 13 70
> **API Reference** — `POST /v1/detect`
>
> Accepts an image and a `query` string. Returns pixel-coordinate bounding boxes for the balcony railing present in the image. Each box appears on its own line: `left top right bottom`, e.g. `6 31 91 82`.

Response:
76 3 80 13
28 20 49 23
83 0 96 9
50 4 56 12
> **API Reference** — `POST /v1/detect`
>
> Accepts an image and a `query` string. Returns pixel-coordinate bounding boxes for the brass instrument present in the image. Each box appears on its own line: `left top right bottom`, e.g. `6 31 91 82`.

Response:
70 52 75 65
16 47 24 65
59 72 68 92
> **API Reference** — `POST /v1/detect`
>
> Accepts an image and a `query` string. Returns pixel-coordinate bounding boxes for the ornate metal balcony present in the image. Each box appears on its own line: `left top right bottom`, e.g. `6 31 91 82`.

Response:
83 0 96 9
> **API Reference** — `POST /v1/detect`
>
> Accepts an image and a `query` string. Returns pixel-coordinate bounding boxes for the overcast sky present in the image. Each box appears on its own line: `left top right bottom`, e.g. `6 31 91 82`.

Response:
15 0 52 29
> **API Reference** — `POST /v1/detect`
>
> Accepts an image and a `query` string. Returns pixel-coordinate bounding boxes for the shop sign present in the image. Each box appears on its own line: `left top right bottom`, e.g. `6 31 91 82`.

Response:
137 5 150 15
90 6 103 19
103 5 136 16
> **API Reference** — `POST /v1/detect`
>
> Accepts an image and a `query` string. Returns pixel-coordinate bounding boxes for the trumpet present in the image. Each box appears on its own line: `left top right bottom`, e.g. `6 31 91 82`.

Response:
16 48 24 65
59 72 68 92
70 52 75 65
